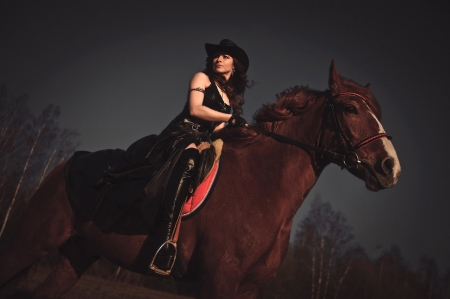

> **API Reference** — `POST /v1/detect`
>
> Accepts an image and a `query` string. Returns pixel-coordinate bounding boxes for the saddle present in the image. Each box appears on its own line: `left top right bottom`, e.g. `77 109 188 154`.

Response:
183 157 220 218
65 137 222 235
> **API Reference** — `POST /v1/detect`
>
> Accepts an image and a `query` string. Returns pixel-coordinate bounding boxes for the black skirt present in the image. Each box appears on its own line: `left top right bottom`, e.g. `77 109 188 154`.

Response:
65 120 210 231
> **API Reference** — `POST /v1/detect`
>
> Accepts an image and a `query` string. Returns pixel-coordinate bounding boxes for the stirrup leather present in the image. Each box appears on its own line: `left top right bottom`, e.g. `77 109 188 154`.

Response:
149 240 177 275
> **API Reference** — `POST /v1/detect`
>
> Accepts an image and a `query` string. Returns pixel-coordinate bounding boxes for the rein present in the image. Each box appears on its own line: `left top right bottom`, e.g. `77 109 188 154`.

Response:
248 92 391 169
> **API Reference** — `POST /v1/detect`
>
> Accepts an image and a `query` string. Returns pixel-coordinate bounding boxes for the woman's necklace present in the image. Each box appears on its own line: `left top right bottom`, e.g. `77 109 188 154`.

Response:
215 83 224 99
215 83 228 111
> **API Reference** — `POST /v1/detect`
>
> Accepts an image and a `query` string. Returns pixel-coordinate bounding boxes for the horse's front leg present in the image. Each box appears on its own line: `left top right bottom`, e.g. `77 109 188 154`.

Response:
31 238 99 299
195 258 261 299
197 276 259 299
235 283 260 299
196 265 240 299
197 278 238 298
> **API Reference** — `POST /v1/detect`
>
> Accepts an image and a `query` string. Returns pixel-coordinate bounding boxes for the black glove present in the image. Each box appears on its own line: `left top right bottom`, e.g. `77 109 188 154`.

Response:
228 113 248 127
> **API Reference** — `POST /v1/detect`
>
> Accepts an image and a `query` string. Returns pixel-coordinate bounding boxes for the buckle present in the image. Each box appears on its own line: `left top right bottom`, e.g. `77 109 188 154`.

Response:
182 119 200 131
343 152 361 168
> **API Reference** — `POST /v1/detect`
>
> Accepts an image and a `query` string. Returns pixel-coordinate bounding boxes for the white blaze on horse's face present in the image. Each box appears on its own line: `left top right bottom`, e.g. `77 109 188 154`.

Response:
334 93 402 191
351 101 401 191
367 108 401 183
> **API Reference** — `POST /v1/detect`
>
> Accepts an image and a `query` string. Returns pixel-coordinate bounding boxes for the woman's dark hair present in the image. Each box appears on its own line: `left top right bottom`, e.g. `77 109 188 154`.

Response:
204 54 251 115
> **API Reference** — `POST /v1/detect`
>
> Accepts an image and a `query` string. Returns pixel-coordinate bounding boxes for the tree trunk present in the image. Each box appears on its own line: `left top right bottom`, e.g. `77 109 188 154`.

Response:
0 105 19 153
333 260 351 299
0 109 52 238
323 246 335 299
35 132 63 191
428 280 433 299
1 120 27 173
315 223 325 299
114 266 122 281
311 237 316 299
377 261 383 299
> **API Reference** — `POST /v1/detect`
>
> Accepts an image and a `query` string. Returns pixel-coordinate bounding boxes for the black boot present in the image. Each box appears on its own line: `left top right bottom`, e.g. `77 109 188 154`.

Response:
149 148 199 275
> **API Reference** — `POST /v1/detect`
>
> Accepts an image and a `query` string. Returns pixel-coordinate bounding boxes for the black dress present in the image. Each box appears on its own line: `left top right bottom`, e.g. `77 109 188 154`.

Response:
65 76 231 232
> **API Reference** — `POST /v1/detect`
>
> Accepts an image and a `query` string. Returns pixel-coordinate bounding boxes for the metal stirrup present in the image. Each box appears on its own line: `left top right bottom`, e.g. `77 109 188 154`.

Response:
149 240 177 276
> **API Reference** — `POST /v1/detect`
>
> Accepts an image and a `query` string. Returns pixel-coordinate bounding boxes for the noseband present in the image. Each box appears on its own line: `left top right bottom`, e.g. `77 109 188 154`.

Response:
250 92 391 169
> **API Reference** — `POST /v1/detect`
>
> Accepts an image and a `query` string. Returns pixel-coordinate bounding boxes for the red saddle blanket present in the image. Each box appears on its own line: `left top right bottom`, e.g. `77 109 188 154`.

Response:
182 158 220 217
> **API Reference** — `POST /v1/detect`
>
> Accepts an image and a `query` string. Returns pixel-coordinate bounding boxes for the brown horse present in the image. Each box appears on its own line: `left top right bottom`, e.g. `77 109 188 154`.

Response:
0 61 400 298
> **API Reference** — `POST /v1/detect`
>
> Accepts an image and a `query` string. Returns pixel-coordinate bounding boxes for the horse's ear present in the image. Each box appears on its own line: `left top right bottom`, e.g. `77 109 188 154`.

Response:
365 83 371 91
328 60 343 93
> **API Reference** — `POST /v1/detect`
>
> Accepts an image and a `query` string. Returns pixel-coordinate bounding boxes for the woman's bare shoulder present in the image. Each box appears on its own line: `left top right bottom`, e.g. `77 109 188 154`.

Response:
190 72 211 88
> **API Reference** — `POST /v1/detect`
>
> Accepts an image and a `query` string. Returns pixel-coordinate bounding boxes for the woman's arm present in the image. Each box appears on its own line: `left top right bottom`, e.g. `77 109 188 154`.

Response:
189 72 231 123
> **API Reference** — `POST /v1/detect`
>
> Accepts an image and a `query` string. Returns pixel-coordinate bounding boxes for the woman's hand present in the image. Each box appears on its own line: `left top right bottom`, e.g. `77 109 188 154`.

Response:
228 113 248 127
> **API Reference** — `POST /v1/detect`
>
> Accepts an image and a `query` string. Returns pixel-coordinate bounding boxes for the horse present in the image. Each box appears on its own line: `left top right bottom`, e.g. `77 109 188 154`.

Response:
0 61 400 298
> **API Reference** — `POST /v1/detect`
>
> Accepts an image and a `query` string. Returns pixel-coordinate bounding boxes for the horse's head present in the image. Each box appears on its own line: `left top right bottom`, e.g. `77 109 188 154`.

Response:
323 60 401 191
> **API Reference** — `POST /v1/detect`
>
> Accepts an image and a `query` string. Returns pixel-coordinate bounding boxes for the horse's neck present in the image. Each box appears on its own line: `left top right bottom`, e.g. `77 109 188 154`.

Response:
252 103 328 219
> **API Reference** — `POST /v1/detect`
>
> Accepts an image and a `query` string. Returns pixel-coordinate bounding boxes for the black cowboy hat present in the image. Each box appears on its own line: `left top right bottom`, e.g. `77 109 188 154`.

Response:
205 39 249 73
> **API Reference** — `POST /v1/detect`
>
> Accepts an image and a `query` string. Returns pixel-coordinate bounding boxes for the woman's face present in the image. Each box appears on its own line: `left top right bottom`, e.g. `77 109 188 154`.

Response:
212 53 234 77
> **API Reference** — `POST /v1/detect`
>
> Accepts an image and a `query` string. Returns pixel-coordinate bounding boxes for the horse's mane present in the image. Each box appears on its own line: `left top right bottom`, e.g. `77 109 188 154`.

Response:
214 86 325 146
254 86 325 130
214 78 383 147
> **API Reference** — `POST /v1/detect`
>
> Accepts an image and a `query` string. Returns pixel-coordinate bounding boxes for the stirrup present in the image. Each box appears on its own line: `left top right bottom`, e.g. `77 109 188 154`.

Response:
149 240 177 275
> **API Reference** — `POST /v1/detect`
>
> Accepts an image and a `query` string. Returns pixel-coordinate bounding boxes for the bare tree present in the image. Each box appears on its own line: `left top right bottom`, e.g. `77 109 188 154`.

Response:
259 197 443 299
441 268 450 299
34 127 79 192
294 196 354 299
372 245 421 299
0 104 58 237
0 87 79 239
0 87 31 176
418 255 439 299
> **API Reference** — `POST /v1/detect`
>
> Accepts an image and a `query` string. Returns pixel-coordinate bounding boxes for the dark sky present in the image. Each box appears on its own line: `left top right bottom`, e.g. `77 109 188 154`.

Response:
1 1 449 272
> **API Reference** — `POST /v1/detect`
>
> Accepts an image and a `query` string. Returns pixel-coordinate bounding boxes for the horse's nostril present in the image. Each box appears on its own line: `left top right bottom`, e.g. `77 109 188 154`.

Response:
382 157 395 175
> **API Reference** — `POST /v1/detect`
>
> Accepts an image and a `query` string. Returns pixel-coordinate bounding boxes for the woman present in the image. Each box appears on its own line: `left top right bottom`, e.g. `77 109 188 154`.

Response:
142 39 250 275
67 39 250 275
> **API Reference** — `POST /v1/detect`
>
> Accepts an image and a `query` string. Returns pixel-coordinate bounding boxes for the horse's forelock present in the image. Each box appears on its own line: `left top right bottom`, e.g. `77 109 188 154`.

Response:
342 79 382 119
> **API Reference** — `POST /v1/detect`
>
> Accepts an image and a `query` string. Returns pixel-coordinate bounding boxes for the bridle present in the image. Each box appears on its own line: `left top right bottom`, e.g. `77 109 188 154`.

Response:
249 91 391 169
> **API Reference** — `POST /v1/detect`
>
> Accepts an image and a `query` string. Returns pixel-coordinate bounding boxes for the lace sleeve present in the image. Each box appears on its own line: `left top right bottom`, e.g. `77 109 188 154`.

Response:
189 87 205 93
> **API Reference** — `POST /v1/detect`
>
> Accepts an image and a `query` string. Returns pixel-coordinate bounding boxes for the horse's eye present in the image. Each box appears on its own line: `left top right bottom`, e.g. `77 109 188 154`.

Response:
344 105 357 114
